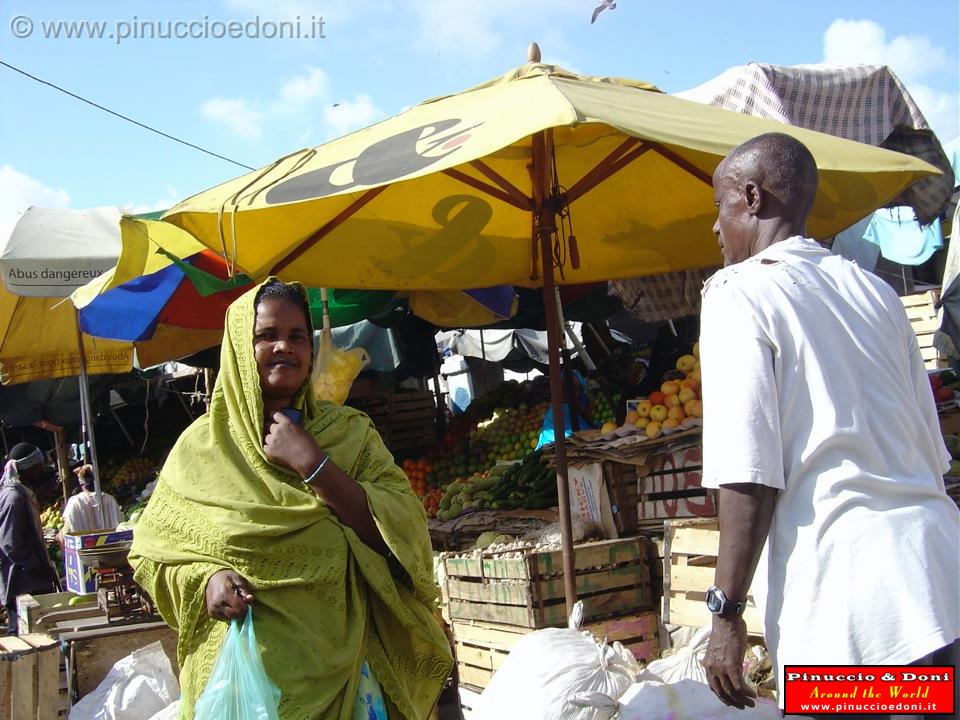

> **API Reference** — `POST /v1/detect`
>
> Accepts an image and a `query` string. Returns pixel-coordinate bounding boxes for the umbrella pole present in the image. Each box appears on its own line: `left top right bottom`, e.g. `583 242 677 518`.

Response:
74 311 106 529
533 128 578 617
52 426 71 510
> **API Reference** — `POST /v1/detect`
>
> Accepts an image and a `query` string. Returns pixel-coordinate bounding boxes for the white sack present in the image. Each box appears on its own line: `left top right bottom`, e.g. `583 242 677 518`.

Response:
147 700 181 720
619 679 782 720
638 625 711 685
70 640 179 720
472 607 638 720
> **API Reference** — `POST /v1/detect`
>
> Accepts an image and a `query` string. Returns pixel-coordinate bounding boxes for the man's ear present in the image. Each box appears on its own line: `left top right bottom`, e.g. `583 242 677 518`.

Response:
744 179 763 216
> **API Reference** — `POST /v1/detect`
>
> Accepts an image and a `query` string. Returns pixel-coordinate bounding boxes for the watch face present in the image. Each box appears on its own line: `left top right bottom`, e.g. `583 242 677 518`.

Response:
706 587 722 613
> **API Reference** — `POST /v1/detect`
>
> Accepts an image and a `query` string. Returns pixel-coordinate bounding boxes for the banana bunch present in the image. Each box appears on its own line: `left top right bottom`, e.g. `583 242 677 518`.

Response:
40 506 64 532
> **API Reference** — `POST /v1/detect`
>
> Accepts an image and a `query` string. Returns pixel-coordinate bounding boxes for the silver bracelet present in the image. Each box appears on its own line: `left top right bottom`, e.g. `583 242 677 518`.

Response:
303 454 330 486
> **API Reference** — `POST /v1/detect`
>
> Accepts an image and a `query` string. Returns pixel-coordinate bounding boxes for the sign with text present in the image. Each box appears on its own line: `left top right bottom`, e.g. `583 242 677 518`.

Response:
784 665 955 715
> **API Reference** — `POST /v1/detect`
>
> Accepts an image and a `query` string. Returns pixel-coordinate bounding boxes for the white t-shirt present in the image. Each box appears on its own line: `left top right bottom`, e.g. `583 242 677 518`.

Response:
700 237 960 695
62 490 123 532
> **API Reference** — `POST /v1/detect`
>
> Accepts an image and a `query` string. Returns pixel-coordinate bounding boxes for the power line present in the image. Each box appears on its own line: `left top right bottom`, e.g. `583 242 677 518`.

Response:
0 59 256 171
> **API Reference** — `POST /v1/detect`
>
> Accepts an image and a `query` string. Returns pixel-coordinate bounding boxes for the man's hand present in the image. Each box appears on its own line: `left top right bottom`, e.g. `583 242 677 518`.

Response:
702 615 756 709
205 569 254 621
263 412 324 478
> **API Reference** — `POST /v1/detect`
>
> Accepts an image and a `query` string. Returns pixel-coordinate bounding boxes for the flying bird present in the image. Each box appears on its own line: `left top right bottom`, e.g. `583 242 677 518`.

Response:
591 0 616 24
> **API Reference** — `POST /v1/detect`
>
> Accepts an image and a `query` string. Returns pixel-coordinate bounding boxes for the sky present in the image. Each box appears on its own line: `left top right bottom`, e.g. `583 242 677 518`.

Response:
1 0 957 242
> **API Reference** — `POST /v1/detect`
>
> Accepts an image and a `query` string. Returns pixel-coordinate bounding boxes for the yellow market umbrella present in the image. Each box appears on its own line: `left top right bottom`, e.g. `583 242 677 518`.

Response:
2 212 225 524
164 63 938 290
0 287 132 385
162 57 941 614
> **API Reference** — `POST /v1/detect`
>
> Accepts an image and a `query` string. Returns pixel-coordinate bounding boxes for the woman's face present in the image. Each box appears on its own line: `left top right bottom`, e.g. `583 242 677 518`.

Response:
253 297 312 406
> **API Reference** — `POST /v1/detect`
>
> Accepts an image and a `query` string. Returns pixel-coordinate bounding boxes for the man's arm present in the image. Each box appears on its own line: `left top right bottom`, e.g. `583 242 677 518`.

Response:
702 482 778 709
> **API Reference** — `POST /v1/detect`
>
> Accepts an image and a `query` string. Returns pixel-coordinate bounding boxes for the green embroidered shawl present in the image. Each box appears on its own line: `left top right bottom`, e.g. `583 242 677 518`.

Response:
129 281 451 720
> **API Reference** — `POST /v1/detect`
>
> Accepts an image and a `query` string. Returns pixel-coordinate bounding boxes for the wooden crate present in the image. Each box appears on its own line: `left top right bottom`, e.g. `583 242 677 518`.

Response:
452 611 660 690
901 290 948 370
644 533 666 608
388 391 438 452
349 391 437 454
17 592 101 635
61 621 178 697
662 518 763 636
0 633 60 720
444 537 653 629
638 444 717 520
601 462 640 535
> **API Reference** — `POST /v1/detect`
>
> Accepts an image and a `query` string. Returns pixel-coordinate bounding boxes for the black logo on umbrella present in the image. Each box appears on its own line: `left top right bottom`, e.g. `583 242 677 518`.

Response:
265 119 481 204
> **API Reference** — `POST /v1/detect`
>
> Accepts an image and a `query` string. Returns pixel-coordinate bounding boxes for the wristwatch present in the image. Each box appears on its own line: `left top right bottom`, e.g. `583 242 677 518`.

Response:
705 586 746 618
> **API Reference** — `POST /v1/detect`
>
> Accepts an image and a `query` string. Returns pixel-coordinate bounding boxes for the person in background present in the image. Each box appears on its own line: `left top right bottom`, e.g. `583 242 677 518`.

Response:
0 443 59 634
129 279 451 719
62 464 123 532
535 363 595 449
699 132 959 719
613 355 649 425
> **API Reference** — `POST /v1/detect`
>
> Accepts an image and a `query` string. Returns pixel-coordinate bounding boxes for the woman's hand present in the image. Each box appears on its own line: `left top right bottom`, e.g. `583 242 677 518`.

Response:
263 412 325 479
205 569 254 621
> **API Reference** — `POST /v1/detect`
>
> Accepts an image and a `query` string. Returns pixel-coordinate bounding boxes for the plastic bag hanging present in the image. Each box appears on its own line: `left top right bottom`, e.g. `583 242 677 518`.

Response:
311 287 369 405
194 607 281 720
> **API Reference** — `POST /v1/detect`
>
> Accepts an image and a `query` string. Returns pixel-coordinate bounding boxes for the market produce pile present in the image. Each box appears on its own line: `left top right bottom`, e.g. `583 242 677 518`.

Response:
403 375 614 519
40 506 64 533
602 344 702 441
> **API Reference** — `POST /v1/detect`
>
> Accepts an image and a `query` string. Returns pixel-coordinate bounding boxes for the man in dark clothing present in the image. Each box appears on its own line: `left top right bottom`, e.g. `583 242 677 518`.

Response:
0 443 58 634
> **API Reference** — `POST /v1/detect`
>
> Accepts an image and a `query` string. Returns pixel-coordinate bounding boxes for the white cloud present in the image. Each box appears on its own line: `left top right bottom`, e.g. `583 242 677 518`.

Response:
822 19 959 143
324 95 382 137
273 67 329 114
201 97 264 140
0 166 70 245
123 185 182 215
823 19 952 83
202 65 385 144
405 0 582 58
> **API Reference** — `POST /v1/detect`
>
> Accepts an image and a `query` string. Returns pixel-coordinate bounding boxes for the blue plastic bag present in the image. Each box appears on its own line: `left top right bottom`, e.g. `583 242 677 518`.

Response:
194 607 281 720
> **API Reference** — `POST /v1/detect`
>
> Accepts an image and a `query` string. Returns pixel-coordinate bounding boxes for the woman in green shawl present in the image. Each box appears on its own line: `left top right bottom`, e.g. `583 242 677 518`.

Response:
129 279 452 719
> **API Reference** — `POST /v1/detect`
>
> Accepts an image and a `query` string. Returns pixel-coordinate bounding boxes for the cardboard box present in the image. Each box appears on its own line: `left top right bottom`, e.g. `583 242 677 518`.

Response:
63 530 133 595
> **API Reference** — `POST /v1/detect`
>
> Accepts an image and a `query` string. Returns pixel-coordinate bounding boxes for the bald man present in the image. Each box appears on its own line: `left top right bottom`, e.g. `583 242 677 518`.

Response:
698 133 959 719
0 443 58 634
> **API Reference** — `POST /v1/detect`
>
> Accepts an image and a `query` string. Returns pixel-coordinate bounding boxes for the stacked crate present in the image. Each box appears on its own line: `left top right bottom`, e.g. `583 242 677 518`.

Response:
900 290 948 370
444 537 660 690
348 391 438 454
662 518 763 636
0 633 60 720
638 443 715 523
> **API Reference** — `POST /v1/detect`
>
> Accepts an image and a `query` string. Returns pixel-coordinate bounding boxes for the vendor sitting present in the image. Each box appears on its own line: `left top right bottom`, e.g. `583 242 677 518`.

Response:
62 465 123 533
536 366 596 449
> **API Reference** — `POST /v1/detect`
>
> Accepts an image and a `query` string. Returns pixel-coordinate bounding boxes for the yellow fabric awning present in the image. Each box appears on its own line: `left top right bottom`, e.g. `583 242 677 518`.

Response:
163 63 939 291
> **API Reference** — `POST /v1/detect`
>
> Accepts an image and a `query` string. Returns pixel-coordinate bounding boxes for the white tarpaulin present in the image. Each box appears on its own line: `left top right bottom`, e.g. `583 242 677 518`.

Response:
441 325 581 364
1 206 121 297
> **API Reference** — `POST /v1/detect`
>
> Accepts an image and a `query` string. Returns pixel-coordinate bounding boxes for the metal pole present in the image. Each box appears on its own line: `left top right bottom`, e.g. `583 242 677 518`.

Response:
74 311 105 529
533 128 578 617
432 346 447 437
203 368 213 413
